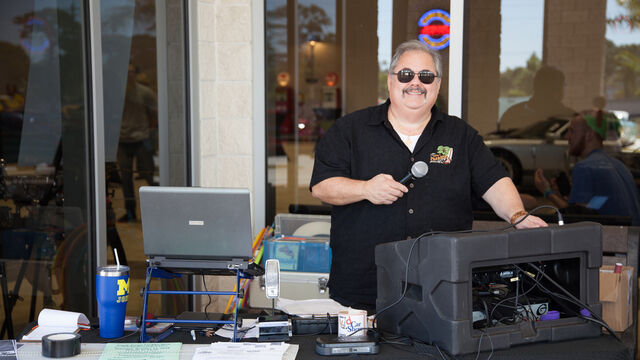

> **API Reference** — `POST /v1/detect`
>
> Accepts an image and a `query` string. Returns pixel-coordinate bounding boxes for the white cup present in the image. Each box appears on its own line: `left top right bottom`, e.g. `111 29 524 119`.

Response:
338 310 367 337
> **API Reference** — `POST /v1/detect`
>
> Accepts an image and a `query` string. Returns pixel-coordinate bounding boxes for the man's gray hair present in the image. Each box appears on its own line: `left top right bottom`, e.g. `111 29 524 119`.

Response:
388 40 443 78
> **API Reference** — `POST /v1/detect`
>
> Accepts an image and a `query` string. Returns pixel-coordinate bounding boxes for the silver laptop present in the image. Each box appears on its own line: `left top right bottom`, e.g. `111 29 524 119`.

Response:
139 186 253 271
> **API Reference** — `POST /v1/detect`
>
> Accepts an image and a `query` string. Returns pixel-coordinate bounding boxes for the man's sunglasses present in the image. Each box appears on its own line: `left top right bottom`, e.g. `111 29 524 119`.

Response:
391 69 439 84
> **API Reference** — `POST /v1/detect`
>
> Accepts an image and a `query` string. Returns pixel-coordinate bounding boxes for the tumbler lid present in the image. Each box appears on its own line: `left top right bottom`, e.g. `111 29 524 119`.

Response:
98 265 129 277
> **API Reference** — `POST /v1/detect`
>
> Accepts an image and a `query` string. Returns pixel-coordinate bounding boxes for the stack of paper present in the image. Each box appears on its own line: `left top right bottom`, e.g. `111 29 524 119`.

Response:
0 340 20 360
193 342 289 360
276 297 351 316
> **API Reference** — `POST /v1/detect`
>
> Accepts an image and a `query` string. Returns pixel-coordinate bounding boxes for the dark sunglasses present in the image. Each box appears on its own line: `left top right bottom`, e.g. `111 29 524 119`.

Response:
391 69 439 84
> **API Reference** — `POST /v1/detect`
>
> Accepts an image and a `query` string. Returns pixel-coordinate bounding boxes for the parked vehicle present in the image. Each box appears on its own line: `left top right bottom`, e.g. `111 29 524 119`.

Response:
484 115 639 188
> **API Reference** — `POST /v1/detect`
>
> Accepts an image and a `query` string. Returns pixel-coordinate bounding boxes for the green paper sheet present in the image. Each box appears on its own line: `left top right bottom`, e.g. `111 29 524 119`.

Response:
98 342 182 360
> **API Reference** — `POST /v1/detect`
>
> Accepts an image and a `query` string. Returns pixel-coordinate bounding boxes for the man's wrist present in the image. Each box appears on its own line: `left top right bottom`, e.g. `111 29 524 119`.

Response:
510 210 529 224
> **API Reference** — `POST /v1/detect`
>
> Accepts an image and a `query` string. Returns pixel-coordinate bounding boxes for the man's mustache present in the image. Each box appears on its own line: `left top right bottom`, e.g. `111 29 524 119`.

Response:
402 86 427 96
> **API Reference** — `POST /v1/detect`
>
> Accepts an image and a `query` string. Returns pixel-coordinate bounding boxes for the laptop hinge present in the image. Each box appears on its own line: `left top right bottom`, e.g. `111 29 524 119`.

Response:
227 259 247 270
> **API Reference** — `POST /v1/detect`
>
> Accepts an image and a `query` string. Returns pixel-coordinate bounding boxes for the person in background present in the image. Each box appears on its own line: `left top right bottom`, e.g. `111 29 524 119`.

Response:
534 110 640 225
499 66 574 131
310 40 547 312
117 64 157 222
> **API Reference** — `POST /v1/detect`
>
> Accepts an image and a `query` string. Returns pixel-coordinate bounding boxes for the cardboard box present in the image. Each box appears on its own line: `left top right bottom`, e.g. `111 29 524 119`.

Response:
599 265 634 332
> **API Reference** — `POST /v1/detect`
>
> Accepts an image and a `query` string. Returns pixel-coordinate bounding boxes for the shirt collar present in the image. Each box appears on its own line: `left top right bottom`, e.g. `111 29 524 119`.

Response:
367 98 444 126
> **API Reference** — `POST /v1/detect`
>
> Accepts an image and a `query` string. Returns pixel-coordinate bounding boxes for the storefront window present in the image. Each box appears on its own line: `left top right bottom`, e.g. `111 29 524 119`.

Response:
100 0 189 318
0 0 91 338
0 0 189 339
265 0 451 222
464 0 639 223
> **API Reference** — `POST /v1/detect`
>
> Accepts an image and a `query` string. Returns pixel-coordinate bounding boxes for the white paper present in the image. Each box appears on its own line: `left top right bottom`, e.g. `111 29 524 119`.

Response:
192 342 289 360
22 309 89 341
276 297 352 316
214 319 259 339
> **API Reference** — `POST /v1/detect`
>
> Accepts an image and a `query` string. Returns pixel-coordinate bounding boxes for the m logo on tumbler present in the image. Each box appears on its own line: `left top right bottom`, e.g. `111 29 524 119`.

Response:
116 278 129 303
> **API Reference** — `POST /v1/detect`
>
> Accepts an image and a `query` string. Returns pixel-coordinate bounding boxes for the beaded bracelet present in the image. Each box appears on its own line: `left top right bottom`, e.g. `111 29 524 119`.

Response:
510 210 529 224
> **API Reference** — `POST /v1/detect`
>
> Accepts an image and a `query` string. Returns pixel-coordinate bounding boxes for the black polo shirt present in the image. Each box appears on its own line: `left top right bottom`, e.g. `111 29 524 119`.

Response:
309 100 507 310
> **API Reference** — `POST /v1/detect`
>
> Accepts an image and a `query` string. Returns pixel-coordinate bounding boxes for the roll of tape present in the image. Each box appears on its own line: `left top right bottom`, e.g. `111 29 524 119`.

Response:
42 333 81 358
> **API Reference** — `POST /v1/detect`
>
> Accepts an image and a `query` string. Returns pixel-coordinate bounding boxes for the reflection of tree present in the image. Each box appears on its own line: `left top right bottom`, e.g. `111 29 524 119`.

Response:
265 3 335 102
607 0 640 29
500 53 541 97
605 40 640 99
12 6 85 106
0 42 29 87
298 4 333 42
101 0 155 34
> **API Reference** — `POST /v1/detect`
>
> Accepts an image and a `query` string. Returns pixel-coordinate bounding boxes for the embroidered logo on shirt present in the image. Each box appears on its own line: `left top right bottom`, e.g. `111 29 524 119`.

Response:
430 145 453 164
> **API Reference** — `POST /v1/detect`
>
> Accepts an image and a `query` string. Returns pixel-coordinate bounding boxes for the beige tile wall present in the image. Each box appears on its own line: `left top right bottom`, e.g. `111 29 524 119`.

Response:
195 0 256 313
198 0 253 190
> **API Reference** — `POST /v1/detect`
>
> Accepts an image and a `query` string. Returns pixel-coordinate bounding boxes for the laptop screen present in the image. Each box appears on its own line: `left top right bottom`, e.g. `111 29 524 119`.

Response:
140 186 253 260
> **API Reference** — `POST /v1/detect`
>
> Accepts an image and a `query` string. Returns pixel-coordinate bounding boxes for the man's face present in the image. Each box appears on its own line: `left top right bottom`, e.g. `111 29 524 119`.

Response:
564 117 587 156
387 50 441 113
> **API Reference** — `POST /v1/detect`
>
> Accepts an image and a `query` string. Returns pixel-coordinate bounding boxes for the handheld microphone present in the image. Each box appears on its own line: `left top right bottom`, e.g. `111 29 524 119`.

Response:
399 161 428 184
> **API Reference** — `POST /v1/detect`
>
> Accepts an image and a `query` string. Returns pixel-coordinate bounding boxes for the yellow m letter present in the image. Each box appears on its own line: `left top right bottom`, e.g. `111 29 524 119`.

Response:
117 278 129 296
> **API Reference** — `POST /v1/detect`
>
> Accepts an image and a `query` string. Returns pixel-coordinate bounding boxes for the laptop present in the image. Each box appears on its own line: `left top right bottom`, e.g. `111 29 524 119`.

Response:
139 186 256 273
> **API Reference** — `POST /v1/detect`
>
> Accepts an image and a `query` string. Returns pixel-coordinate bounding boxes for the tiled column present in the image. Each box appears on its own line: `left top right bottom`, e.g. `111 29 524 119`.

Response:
544 0 607 111
196 0 254 314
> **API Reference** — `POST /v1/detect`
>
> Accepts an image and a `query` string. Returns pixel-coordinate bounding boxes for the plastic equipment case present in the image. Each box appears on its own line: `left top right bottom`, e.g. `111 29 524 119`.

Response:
376 222 603 355
250 214 332 308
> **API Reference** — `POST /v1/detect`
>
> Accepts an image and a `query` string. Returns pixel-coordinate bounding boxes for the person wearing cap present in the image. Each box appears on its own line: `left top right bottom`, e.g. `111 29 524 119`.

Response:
310 40 547 312
534 110 640 225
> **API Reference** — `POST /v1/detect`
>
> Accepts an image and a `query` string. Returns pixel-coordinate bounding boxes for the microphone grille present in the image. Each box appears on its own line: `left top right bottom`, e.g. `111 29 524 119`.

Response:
411 161 429 178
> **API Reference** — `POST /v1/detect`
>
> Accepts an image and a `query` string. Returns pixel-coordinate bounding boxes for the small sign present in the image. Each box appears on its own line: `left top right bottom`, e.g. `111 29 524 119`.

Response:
277 72 290 87
418 9 451 50
325 72 338 87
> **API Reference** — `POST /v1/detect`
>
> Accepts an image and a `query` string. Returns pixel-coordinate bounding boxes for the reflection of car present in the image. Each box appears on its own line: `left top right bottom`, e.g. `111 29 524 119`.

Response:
484 117 573 186
484 116 638 188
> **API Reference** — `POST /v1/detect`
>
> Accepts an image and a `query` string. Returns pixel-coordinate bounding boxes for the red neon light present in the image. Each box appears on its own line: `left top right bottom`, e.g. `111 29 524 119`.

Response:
420 24 450 36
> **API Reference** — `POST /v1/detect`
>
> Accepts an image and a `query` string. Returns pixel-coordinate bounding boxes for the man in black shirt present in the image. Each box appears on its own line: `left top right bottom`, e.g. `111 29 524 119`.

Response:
309 40 547 312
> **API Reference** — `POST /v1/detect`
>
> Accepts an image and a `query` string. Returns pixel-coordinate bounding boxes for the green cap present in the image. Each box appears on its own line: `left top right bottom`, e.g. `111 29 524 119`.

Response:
584 113 607 139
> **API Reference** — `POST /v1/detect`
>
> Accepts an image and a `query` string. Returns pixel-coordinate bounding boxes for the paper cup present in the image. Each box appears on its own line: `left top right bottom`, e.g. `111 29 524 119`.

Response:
614 263 622 273
338 310 367 337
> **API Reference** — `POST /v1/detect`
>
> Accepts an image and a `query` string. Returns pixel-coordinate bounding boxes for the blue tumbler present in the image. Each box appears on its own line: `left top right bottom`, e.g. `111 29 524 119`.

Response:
96 265 129 338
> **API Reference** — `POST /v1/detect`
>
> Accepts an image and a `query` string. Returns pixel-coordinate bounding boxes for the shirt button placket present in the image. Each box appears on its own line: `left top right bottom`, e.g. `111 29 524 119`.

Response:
408 209 414 214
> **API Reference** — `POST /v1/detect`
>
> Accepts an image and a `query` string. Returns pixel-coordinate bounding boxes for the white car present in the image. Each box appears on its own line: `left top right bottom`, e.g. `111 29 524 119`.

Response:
484 116 639 188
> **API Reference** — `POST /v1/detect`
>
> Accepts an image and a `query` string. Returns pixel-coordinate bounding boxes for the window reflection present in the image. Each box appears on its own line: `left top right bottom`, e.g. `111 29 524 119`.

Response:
468 0 640 224
101 0 188 320
266 0 451 221
0 0 90 338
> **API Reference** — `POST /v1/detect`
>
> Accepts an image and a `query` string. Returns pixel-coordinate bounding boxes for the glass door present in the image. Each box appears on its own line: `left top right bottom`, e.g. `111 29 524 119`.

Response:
99 0 189 318
265 0 452 222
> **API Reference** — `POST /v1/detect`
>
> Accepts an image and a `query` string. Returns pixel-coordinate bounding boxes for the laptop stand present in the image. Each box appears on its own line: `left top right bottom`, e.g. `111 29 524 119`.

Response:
139 264 253 342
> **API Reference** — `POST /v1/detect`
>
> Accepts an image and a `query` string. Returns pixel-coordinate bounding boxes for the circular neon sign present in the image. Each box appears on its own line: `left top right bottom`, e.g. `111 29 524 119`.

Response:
21 17 52 53
418 9 450 50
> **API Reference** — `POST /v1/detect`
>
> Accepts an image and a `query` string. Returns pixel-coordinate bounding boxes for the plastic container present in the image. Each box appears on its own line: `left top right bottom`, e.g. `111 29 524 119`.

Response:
274 213 331 237
266 213 332 272
263 237 331 273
